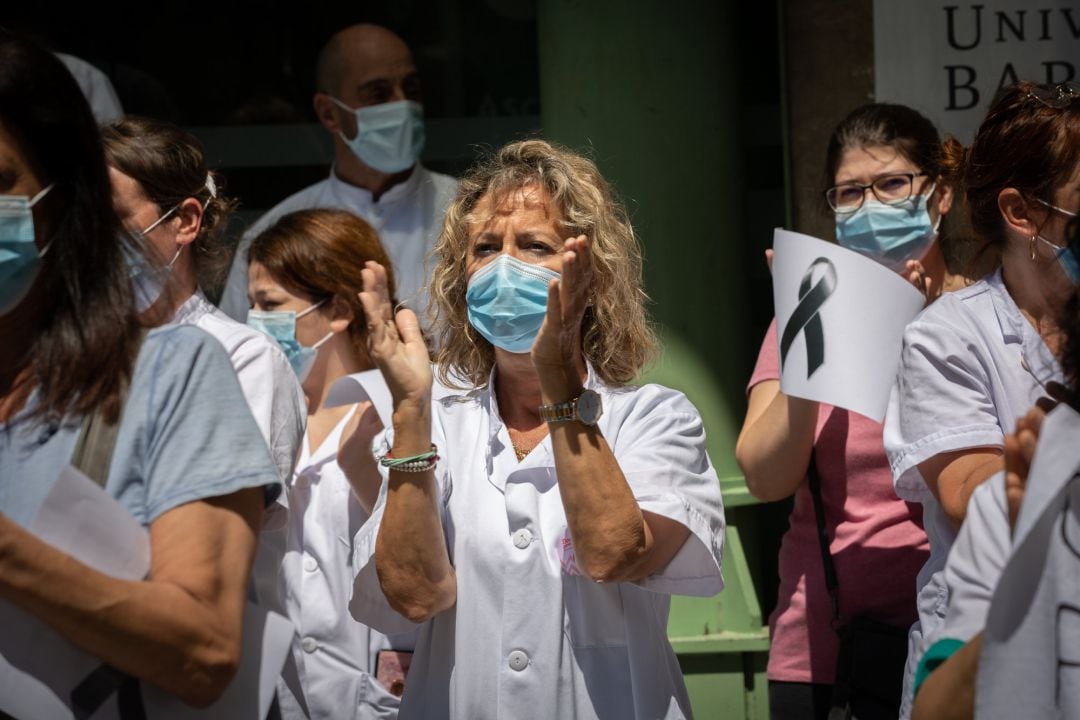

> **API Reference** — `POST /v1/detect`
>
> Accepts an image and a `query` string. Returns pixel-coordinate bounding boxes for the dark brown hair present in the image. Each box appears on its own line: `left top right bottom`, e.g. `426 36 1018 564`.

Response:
0 32 142 424
101 116 238 293
246 209 396 356
941 82 1080 252
1064 218 1080 401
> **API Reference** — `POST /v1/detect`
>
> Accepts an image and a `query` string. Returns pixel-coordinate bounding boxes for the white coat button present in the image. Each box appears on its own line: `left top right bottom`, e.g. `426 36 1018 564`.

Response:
512 529 533 549
301 637 318 653
303 556 318 572
508 650 529 671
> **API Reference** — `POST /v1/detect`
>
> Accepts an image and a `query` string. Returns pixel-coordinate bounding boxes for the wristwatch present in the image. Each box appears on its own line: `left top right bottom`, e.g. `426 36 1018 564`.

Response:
539 389 603 426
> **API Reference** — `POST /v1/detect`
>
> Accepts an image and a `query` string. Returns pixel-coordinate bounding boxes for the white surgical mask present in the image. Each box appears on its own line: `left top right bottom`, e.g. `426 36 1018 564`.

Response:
330 97 425 174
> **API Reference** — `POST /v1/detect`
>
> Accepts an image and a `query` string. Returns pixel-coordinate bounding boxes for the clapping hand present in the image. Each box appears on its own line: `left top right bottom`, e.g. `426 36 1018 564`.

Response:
531 234 593 377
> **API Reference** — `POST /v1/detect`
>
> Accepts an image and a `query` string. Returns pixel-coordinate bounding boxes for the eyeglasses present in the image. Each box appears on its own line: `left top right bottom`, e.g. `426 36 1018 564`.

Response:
1027 82 1080 109
825 173 930 214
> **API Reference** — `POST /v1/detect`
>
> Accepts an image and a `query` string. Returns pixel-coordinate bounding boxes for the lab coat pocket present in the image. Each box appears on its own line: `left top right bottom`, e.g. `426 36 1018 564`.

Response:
1056 604 1080 715
562 574 627 649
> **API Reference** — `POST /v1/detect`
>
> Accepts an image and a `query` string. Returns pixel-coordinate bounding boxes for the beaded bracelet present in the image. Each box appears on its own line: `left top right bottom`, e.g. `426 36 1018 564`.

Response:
379 444 439 473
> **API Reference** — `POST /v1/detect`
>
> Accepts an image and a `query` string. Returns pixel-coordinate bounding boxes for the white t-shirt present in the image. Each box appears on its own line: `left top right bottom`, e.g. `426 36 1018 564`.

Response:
349 374 726 720
883 267 1063 717
218 165 458 327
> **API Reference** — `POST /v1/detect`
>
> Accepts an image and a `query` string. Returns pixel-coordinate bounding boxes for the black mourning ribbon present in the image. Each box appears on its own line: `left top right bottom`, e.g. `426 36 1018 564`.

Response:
780 257 837 379
70 664 146 720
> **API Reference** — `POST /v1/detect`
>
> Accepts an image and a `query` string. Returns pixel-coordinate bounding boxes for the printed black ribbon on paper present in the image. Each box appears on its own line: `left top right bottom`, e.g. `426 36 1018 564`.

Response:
780 257 837 379
71 664 146 720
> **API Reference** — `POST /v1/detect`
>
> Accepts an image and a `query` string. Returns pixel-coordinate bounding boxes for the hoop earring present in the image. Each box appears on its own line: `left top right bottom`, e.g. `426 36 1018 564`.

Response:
1031 235 1037 261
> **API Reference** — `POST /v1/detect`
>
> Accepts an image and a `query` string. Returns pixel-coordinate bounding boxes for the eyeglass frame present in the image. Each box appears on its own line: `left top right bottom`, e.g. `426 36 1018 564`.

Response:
1027 81 1080 109
824 172 932 214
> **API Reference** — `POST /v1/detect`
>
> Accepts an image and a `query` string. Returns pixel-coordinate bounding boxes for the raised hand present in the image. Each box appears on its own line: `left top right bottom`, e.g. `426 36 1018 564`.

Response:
904 259 934 305
1005 406 1045 534
531 234 593 377
358 261 433 408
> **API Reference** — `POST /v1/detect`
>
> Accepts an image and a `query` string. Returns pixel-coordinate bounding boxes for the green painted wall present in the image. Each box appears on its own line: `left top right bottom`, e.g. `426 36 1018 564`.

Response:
537 0 745 479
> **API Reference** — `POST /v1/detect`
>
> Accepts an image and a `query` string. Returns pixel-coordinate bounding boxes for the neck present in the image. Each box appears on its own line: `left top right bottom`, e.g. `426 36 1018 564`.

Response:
493 350 545 428
1001 244 1073 352
302 334 374 413
332 144 415 202
141 256 200 326
921 241 954 298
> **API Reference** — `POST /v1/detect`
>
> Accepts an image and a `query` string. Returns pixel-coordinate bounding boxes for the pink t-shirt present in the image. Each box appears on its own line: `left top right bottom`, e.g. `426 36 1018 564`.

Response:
749 320 929 683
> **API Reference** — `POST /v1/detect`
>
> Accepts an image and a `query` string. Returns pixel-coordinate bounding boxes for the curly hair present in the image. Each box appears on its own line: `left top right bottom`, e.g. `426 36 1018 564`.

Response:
429 139 658 389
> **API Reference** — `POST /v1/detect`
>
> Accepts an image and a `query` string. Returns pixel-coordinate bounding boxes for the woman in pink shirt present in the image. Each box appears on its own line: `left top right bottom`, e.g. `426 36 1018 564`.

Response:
736 103 966 720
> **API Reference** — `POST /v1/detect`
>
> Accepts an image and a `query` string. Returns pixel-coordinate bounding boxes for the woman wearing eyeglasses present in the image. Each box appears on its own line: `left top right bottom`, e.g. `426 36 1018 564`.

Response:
883 81 1080 716
737 103 965 720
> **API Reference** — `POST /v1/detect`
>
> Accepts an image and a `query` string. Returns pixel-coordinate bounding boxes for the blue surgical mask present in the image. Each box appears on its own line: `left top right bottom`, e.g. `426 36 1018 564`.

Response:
1035 199 1080 285
466 255 560 354
834 186 939 271
0 184 54 316
247 300 334 381
330 98 425 174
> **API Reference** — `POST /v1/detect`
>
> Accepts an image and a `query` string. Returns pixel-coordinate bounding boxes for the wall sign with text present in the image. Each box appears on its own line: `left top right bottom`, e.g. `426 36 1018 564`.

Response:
875 1 1080 142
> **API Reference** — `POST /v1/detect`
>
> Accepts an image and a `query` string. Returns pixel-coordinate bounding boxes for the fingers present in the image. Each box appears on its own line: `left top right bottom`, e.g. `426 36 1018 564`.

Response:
765 249 774 273
359 262 400 352
395 308 424 346
559 235 592 321
545 277 563 328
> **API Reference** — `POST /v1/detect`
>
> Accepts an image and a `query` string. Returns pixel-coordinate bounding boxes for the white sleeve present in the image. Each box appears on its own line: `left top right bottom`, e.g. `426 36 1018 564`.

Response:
229 334 305 486
219 233 256 322
611 385 726 597
884 314 1004 501
931 473 1011 645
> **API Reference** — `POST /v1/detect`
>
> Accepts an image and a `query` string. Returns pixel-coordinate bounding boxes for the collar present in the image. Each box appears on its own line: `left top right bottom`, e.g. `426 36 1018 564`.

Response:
171 290 214 326
481 361 602 479
327 164 427 211
987 268 1065 385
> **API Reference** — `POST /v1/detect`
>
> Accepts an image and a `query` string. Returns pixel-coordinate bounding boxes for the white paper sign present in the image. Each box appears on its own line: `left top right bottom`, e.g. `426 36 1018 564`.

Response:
0 466 293 720
771 229 925 421
875 1 1080 143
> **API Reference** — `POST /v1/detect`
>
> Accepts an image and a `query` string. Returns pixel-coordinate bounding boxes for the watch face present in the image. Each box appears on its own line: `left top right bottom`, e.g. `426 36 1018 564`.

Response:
576 389 603 425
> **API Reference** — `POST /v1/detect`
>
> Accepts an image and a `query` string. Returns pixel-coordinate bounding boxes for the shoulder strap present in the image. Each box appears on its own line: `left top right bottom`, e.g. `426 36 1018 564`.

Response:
807 450 843 628
70 330 148 488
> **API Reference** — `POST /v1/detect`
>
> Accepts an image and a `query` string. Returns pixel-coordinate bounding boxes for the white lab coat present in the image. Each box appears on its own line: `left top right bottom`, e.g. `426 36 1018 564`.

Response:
883 268 1063 717
218 165 458 326
976 403 1080 718
279 401 414 719
349 372 726 720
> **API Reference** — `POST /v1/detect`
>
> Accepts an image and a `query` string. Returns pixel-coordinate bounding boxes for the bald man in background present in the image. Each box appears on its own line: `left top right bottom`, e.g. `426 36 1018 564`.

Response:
219 24 458 325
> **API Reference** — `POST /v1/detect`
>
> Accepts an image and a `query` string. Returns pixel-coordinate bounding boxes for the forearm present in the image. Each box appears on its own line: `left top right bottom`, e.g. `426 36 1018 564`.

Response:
539 367 657 583
921 450 1004 528
374 402 456 622
912 634 981 720
735 384 818 501
0 516 246 707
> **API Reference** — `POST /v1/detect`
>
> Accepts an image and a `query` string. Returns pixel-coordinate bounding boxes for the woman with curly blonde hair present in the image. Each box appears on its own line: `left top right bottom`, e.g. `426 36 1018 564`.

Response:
345 139 726 719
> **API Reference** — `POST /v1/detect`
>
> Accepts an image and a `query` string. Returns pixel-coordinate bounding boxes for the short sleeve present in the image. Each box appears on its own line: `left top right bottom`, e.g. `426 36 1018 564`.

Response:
130 326 280 522
219 233 256 322
747 319 780 393
228 331 305 487
928 474 1010 647
610 385 726 597
883 314 1005 501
